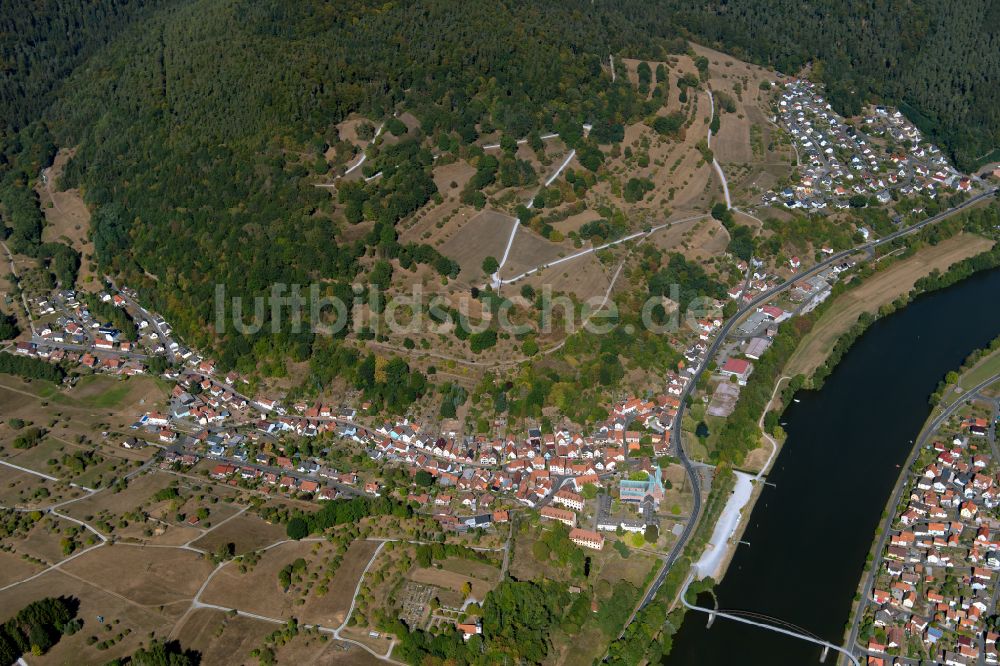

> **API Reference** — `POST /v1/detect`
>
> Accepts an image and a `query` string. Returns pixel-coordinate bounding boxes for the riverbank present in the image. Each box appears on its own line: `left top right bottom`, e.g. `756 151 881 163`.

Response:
665 263 1000 666
697 231 997 585
840 342 1000 662
785 232 995 380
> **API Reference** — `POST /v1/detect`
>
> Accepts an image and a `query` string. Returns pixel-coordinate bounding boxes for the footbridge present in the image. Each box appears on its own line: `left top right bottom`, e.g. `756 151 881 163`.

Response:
679 576 859 665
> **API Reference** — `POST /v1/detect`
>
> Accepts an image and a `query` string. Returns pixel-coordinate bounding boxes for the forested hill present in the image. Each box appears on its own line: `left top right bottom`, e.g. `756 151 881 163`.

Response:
663 0 1000 170
1 0 997 372
39 0 687 367
0 0 175 136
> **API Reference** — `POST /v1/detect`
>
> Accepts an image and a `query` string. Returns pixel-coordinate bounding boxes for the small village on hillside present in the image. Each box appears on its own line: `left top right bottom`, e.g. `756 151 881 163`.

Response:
766 79 971 212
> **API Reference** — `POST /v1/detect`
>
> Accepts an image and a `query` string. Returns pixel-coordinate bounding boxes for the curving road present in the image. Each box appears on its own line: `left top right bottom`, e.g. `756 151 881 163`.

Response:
634 185 998 615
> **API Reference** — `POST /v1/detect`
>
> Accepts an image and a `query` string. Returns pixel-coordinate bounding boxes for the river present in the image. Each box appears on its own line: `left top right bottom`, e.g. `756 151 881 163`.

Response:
665 266 1000 665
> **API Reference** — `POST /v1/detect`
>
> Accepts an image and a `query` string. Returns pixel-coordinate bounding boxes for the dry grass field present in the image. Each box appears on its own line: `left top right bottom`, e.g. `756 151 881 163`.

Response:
686 42 794 203
335 116 379 148
60 469 176 519
62 545 214 606
0 550 44 587
0 468 83 508
398 160 477 244
786 233 996 379
498 226 578 280
13 514 81 563
283 635 387 666
0 375 170 452
0 569 178 664
649 216 730 264
189 514 288 555
436 209 518 284
408 561 496 604
201 538 378 628
172 608 272 666
35 148 97 289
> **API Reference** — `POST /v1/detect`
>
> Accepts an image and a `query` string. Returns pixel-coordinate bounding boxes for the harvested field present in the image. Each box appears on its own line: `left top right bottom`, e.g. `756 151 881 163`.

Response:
786 233 996 379
189 514 287 555
62 545 214 605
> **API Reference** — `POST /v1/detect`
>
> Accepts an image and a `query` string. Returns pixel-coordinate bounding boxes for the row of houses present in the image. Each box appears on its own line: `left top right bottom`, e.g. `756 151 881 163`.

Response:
866 426 1000 665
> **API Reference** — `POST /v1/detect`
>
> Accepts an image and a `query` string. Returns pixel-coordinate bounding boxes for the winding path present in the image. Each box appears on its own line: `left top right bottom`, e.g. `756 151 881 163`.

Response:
706 90 732 210
492 147 577 287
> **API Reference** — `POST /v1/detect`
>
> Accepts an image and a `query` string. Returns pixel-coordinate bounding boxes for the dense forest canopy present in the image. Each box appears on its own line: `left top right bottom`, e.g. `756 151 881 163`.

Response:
663 0 1000 170
35 0 687 368
0 0 173 136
